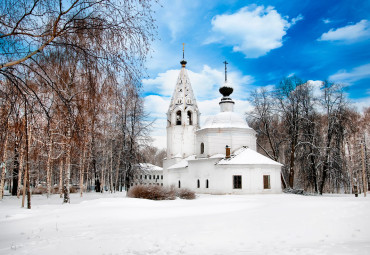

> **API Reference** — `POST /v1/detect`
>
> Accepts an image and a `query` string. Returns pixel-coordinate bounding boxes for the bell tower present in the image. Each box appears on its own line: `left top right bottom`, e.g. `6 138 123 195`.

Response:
166 45 200 159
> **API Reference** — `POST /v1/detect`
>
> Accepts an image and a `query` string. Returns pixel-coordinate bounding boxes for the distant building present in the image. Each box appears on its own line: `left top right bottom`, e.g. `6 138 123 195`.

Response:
163 57 283 194
132 163 163 187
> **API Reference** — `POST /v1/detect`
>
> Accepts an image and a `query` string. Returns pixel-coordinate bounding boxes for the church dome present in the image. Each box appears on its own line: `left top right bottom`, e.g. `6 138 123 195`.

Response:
201 111 251 129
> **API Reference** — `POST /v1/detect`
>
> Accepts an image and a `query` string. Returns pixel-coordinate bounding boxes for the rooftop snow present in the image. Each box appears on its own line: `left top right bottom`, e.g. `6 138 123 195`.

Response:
209 153 225 158
138 163 163 171
200 112 251 130
168 155 196 169
217 146 283 166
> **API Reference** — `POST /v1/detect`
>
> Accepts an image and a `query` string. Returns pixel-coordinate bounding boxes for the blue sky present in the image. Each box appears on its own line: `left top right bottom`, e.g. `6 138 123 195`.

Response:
142 0 370 148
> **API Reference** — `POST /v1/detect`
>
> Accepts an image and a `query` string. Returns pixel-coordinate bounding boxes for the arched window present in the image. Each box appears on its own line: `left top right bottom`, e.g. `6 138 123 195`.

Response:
176 111 182 125
197 179 200 188
187 111 193 125
200 142 204 154
178 180 181 188
206 179 209 189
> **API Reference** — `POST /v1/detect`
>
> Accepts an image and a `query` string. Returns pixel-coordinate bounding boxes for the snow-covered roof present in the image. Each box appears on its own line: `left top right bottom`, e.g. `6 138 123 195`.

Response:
138 163 163 171
200 112 252 130
209 153 226 158
217 147 283 166
168 155 196 169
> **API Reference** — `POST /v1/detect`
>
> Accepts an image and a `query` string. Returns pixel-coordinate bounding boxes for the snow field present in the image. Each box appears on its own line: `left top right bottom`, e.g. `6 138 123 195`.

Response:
0 193 369 255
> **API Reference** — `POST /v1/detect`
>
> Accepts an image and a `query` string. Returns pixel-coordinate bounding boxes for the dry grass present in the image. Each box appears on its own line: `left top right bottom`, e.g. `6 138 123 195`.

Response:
32 186 47 195
176 188 196 200
127 185 196 200
127 185 176 200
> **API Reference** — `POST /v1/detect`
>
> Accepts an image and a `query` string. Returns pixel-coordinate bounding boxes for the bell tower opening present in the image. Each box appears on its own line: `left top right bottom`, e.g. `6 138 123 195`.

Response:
187 111 192 125
176 111 182 125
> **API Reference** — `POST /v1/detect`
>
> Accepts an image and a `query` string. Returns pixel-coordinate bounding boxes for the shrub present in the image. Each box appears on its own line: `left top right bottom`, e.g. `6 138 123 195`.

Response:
127 185 196 200
176 188 196 200
127 185 176 200
52 186 60 194
69 186 78 193
32 185 47 195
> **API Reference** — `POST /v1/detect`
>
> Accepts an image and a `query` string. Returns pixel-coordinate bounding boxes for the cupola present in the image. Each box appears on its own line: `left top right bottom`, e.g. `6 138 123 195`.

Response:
219 60 235 112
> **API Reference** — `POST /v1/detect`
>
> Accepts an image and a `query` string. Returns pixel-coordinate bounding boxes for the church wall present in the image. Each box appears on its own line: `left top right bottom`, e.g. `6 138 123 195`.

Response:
165 167 190 188
163 157 184 187
166 125 196 158
196 128 257 157
165 158 282 194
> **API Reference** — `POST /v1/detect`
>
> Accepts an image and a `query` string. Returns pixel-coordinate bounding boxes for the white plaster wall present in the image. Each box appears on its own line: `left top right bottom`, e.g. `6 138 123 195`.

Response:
165 158 282 194
196 128 257 157
219 101 234 112
167 125 196 158
163 157 184 186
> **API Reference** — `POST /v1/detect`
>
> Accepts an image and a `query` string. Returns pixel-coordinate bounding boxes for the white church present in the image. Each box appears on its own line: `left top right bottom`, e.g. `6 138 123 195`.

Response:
163 57 283 194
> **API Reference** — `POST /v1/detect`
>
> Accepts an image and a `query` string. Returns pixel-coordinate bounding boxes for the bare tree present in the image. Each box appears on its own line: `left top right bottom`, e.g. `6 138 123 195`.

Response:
318 81 348 194
276 76 305 188
247 88 287 188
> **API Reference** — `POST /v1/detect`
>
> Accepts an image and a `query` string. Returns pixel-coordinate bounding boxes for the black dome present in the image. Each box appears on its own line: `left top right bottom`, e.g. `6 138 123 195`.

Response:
219 86 233 97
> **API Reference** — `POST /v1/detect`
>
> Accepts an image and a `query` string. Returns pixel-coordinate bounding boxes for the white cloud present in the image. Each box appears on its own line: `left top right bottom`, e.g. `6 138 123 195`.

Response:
329 63 370 84
318 20 370 42
154 0 199 41
143 70 179 97
291 14 304 25
352 96 370 112
322 18 331 24
307 80 323 98
144 95 170 119
208 5 302 58
151 135 167 150
142 65 254 100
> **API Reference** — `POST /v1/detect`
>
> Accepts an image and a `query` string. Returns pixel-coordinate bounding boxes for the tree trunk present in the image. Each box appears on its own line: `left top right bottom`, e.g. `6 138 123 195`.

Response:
63 126 72 203
319 132 333 195
79 141 87 197
11 139 20 195
115 152 121 192
46 138 53 198
110 142 113 193
319 161 329 195
310 153 318 193
100 149 106 193
361 142 367 197
59 159 64 198
0 132 9 200
17 147 24 198
22 105 31 209
84 149 91 192
288 141 296 188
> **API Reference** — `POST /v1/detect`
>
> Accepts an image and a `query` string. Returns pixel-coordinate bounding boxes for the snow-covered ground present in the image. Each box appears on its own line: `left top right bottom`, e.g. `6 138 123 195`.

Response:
0 192 369 255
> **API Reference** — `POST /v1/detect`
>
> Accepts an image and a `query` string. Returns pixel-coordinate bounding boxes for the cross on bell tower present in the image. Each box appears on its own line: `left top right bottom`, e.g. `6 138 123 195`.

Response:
180 43 187 67
223 60 228 83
